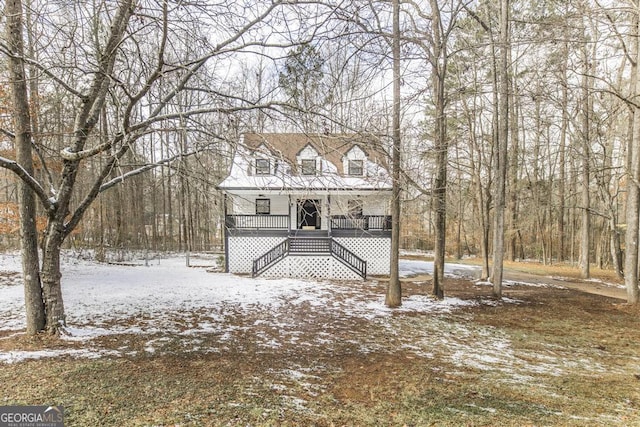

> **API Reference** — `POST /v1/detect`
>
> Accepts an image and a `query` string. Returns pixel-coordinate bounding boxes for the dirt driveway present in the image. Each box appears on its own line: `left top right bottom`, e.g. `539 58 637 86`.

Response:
501 269 628 300
404 260 628 301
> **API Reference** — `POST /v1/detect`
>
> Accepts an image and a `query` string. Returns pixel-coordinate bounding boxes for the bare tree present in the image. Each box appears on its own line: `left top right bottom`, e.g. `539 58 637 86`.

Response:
386 0 402 308
491 0 510 298
0 0 320 334
5 0 45 333
427 0 447 299
578 31 592 279
625 1 640 304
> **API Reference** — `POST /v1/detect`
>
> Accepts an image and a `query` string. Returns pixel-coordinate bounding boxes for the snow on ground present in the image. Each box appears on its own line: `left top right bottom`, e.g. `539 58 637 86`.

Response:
0 254 484 361
399 259 481 279
0 251 613 389
1 252 636 425
0 254 475 336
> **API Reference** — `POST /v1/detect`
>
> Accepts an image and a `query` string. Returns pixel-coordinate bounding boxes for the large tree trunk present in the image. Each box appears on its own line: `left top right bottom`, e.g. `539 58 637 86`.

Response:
625 124 640 303
386 0 402 307
532 82 545 263
6 0 46 334
625 118 640 302
491 0 509 298
471 168 490 280
610 216 623 278
625 7 640 303
558 38 569 263
507 62 519 262
41 222 66 332
579 42 591 279
480 195 491 280
603 62 625 279
430 0 447 300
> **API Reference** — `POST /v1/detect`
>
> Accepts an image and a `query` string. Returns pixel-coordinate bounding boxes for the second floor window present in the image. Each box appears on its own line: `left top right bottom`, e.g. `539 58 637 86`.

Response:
301 159 316 175
255 158 270 175
255 198 270 215
348 160 364 176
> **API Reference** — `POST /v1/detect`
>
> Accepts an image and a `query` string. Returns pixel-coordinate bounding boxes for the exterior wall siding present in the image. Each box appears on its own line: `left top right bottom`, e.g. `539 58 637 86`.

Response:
330 195 389 216
231 195 289 215
362 198 388 216
232 194 390 217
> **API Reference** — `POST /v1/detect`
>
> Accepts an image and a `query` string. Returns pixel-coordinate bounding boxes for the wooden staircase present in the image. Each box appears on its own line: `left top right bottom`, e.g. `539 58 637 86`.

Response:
252 237 366 279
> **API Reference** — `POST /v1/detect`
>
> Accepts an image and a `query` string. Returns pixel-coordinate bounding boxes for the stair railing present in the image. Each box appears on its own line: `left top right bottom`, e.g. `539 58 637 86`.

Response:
330 239 367 279
252 238 367 279
252 239 289 277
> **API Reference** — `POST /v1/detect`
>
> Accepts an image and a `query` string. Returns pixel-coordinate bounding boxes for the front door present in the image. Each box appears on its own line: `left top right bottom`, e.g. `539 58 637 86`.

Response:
297 199 321 229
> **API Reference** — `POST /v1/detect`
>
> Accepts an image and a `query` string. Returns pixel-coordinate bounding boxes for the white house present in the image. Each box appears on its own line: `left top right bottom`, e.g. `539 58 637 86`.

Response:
218 133 392 279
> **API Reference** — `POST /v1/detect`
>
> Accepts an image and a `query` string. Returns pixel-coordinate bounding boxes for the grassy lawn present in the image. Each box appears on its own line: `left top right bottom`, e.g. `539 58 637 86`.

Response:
1 272 639 426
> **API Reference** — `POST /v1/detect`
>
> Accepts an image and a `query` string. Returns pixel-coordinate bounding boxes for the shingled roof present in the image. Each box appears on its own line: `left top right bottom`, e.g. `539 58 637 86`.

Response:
241 133 389 173
218 132 392 191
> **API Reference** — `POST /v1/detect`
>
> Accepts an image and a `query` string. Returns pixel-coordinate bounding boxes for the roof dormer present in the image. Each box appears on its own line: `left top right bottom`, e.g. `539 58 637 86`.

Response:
297 143 320 176
343 145 367 177
251 143 274 176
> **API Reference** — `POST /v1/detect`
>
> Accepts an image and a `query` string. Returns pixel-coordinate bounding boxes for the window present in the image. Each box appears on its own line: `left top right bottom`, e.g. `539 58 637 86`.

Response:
255 199 270 215
348 199 363 217
348 159 364 176
255 158 270 175
301 159 316 175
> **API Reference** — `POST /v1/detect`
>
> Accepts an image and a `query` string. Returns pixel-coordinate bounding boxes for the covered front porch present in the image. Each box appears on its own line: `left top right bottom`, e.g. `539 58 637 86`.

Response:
224 192 392 237
225 214 391 236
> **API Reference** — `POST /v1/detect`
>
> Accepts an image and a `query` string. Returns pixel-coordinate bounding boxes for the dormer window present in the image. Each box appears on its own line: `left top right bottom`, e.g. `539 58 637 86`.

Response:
348 159 364 176
301 159 316 175
255 158 270 175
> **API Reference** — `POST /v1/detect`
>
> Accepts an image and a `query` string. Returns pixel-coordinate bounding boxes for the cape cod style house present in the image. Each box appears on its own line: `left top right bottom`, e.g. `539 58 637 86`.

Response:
218 133 392 279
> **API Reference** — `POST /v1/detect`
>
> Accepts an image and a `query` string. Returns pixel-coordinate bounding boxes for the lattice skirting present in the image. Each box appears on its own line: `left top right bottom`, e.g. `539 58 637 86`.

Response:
227 236 390 278
227 236 287 273
261 256 362 280
334 237 390 275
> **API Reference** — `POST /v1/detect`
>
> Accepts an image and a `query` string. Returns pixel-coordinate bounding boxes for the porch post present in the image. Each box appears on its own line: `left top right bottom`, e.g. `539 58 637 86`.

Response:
223 193 229 273
288 195 292 233
327 194 332 236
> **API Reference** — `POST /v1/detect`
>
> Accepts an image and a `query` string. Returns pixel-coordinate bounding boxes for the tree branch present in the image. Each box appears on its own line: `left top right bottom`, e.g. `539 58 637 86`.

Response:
99 150 200 193
0 156 53 211
59 141 113 161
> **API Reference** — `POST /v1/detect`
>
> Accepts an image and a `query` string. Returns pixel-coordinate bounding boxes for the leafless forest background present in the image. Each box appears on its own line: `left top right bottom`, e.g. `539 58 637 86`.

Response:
1 0 638 280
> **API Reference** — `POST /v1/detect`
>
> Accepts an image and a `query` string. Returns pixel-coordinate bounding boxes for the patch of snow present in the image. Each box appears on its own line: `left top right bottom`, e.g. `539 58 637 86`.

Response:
399 259 481 279
476 279 566 290
62 326 128 341
2 253 527 365
465 403 497 414
477 297 523 306
280 395 309 411
399 249 434 257
0 348 119 364
581 277 625 289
